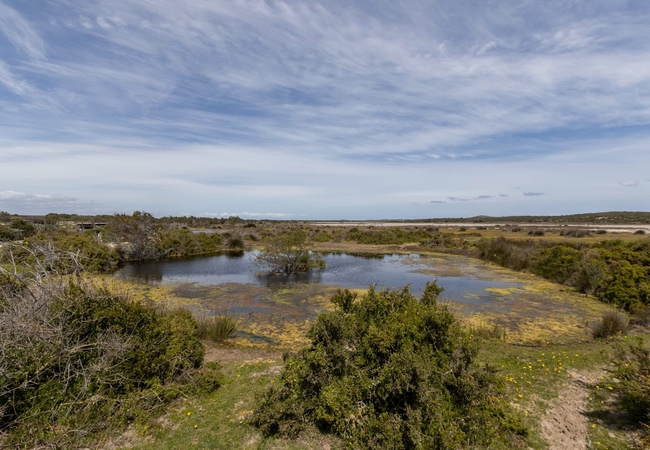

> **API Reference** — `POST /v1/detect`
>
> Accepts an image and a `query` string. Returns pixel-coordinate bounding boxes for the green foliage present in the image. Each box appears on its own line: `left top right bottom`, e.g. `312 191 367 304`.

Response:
600 261 650 310
348 227 433 245
480 237 650 311
54 231 121 272
312 231 334 242
157 228 224 257
0 265 219 448
252 283 527 449
533 245 582 284
10 218 36 237
420 232 472 249
105 211 162 261
0 224 17 241
612 338 650 430
255 230 325 275
479 237 537 271
197 312 238 342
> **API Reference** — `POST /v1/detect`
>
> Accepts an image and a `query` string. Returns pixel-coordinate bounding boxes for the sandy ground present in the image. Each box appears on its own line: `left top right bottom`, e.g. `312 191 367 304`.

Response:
541 370 600 450
310 221 650 233
203 344 282 363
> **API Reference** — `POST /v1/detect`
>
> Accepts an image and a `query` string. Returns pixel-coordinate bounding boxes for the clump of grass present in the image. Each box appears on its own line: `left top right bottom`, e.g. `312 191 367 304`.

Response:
591 311 629 339
527 229 545 236
197 313 238 342
467 323 507 341
634 230 646 235
225 234 245 250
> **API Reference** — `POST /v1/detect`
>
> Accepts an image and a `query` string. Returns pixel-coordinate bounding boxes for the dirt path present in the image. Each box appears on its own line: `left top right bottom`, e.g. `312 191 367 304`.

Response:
541 371 599 450
203 344 282 363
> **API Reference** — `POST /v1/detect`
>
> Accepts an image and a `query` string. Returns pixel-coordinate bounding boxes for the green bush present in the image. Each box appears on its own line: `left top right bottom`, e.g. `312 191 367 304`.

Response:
312 231 334 242
0 225 17 241
612 338 650 444
252 283 527 449
0 254 219 447
53 232 121 272
479 237 538 271
420 232 471 249
600 260 650 310
532 245 582 284
348 227 433 245
157 228 223 257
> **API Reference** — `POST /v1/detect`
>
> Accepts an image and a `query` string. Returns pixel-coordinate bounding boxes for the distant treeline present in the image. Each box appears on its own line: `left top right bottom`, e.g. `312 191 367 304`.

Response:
407 211 650 224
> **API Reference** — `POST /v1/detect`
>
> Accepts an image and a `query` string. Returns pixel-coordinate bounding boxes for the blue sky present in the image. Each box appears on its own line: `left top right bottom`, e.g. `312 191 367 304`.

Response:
1 0 649 219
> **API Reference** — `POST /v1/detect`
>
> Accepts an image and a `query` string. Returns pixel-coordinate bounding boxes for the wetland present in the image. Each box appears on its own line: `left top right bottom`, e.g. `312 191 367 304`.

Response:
114 249 612 347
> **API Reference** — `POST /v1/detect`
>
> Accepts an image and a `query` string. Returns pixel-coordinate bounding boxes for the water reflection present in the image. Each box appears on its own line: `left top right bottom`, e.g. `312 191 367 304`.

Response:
115 250 520 303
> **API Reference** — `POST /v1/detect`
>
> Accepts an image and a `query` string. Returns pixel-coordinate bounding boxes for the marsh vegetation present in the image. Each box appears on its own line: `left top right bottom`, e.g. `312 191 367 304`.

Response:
2 213 650 448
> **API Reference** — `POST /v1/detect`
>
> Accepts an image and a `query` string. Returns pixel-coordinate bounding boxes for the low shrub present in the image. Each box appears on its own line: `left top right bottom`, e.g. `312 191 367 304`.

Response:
0 244 219 447
479 237 538 271
527 229 545 236
312 231 334 242
560 229 592 238
635 230 647 235
348 227 433 245
254 231 324 275
533 245 582 284
197 312 238 342
420 232 471 249
252 283 528 448
157 228 224 257
612 338 650 441
225 234 245 250
52 231 121 272
591 311 629 339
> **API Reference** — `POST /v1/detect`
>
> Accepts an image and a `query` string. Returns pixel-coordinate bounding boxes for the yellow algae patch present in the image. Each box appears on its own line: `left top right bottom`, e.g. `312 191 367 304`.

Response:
485 287 523 296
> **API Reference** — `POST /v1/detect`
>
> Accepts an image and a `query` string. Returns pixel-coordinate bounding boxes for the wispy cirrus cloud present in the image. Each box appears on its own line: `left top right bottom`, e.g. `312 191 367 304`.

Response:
0 1 649 218
619 181 639 187
523 192 545 197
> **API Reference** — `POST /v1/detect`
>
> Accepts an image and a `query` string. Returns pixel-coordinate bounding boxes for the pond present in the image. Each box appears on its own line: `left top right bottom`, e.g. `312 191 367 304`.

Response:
113 250 611 346
115 250 519 303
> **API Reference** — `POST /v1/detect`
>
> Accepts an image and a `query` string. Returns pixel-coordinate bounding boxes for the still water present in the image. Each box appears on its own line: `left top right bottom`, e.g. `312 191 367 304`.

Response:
115 250 519 304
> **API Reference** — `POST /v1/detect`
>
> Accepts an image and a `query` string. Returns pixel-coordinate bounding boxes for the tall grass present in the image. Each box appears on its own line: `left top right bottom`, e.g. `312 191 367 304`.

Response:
591 311 629 339
197 312 238 342
225 234 245 250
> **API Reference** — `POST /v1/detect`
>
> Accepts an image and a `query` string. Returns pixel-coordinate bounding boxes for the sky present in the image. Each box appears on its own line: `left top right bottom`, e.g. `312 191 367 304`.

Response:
1 0 649 220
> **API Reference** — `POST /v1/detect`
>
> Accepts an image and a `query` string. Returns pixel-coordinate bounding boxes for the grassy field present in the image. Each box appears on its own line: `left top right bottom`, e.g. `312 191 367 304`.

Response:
103 333 643 449
5 221 648 449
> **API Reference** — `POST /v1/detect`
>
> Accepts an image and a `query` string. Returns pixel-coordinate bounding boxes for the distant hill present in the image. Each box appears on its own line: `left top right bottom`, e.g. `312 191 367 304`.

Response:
411 211 650 224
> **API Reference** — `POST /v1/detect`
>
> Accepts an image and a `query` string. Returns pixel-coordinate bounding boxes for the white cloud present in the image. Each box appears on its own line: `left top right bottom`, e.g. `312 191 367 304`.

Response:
0 1 649 217
0 190 96 212
619 181 639 187
0 1 45 59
